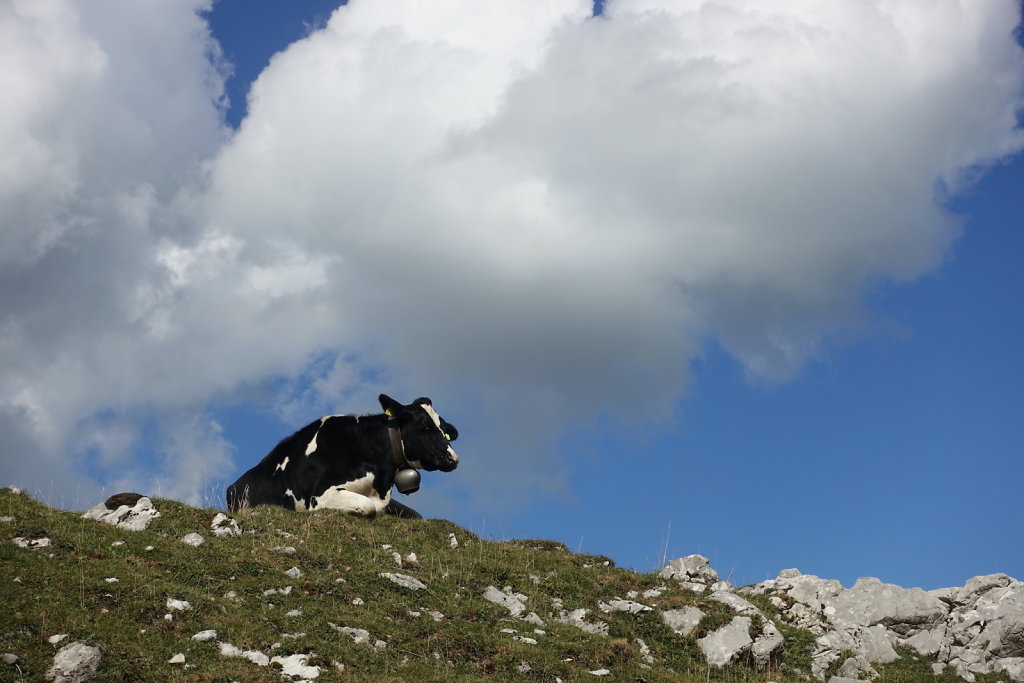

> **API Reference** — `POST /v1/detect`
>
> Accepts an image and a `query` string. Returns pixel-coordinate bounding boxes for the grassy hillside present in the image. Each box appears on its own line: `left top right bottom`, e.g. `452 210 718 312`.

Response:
0 488 984 682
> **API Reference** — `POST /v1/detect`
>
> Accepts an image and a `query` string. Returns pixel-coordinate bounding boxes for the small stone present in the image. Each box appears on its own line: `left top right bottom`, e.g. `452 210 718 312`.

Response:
104 577 119 583
210 512 241 537
598 598 653 615
589 669 611 676
111 541 125 547
166 598 192 611
191 630 217 642
517 661 531 673
522 612 546 626
181 533 204 547
271 652 321 679
483 585 527 617
285 609 302 617
284 567 302 579
2 653 18 664
144 546 154 551
662 607 706 636
218 642 270 667
168 653 185 664
449 533 459 549
48 634 68 645
352 597 364 606
46 642 101 682
381 572 427 590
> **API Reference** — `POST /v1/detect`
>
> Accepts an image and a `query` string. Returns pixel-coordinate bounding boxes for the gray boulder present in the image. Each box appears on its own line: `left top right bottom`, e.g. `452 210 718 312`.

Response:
659 555 719 587
82 494 159 531
46 642 101 682
824 577 947 633
698 616 753 668
751 619 784 670
661 606 705 636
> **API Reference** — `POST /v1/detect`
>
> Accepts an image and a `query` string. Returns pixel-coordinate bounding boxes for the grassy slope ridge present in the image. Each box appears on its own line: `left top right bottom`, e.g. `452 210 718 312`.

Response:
0 489 995 682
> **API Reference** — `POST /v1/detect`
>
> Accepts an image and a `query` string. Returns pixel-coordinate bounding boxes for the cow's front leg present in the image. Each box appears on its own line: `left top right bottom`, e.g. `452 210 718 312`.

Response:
311 486 383 518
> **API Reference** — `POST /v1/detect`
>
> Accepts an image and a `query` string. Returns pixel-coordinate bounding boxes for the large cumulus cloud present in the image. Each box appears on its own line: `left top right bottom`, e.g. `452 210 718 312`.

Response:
1 0 1021 506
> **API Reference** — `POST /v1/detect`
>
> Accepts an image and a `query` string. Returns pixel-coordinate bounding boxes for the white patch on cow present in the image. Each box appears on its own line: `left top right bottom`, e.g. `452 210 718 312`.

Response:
311 473 390 518
285 489 306 511
305 417 330 456
421 404 443 429
421 404 459 463
274 456 290 475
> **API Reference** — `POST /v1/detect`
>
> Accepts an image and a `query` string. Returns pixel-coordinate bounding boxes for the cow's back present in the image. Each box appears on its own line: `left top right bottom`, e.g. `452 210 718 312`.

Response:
226 418 324 511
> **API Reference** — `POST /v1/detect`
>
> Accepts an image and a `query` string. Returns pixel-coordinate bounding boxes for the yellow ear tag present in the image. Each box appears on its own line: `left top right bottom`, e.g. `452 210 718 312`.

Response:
385 409 393 417
444 433 451 441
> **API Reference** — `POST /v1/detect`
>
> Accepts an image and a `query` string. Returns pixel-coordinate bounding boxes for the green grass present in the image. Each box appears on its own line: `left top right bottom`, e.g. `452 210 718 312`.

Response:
0 488 959 682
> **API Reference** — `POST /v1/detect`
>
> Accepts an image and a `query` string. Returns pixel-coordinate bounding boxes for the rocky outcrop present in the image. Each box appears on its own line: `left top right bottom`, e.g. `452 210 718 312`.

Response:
741 567 1024 681
45 641 101 682
81 494 159 531
662 555 784 670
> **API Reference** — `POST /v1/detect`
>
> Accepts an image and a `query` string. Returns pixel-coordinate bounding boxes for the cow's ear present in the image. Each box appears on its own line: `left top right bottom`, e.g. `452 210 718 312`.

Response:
413 397 432 407
379 394 403 417
442 421 459 441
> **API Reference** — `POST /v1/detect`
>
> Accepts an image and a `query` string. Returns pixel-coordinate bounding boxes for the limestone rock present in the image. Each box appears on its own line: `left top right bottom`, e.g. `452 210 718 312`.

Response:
46 641 102 682
752 620 784 670
835 655 878 680
824 577 946 632
598 598 652 615
381 572 427 591
328 623 387 650
210 513 241 537
662 606 705 636
271 652 321 679
710 590 763 617
551 598 609 637
180 533 204 547
218 642 269 667
82 495 159 531
483 586 528 617
698 616 753 668
658 555 719 586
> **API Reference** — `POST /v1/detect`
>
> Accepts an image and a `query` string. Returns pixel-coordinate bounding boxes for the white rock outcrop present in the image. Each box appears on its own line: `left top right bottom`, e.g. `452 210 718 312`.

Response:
698 616 754 667
741 567 1024 681
46 641 102 682
483 586 529 617
662 606 705 636
82 494 160 531
210 513 241 537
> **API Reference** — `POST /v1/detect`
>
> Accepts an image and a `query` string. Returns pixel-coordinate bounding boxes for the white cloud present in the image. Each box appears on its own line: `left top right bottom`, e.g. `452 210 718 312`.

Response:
0 0 1021 507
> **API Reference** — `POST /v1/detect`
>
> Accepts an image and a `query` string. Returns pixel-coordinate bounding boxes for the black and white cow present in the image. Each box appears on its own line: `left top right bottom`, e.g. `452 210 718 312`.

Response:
226 394 458 518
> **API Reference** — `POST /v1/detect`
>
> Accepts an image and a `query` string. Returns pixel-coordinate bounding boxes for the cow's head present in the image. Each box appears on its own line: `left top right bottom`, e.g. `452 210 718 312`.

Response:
380 394 459 472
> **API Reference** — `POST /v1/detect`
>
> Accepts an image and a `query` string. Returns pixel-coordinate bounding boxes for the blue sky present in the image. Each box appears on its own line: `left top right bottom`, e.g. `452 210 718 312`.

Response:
2 0 1021 592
